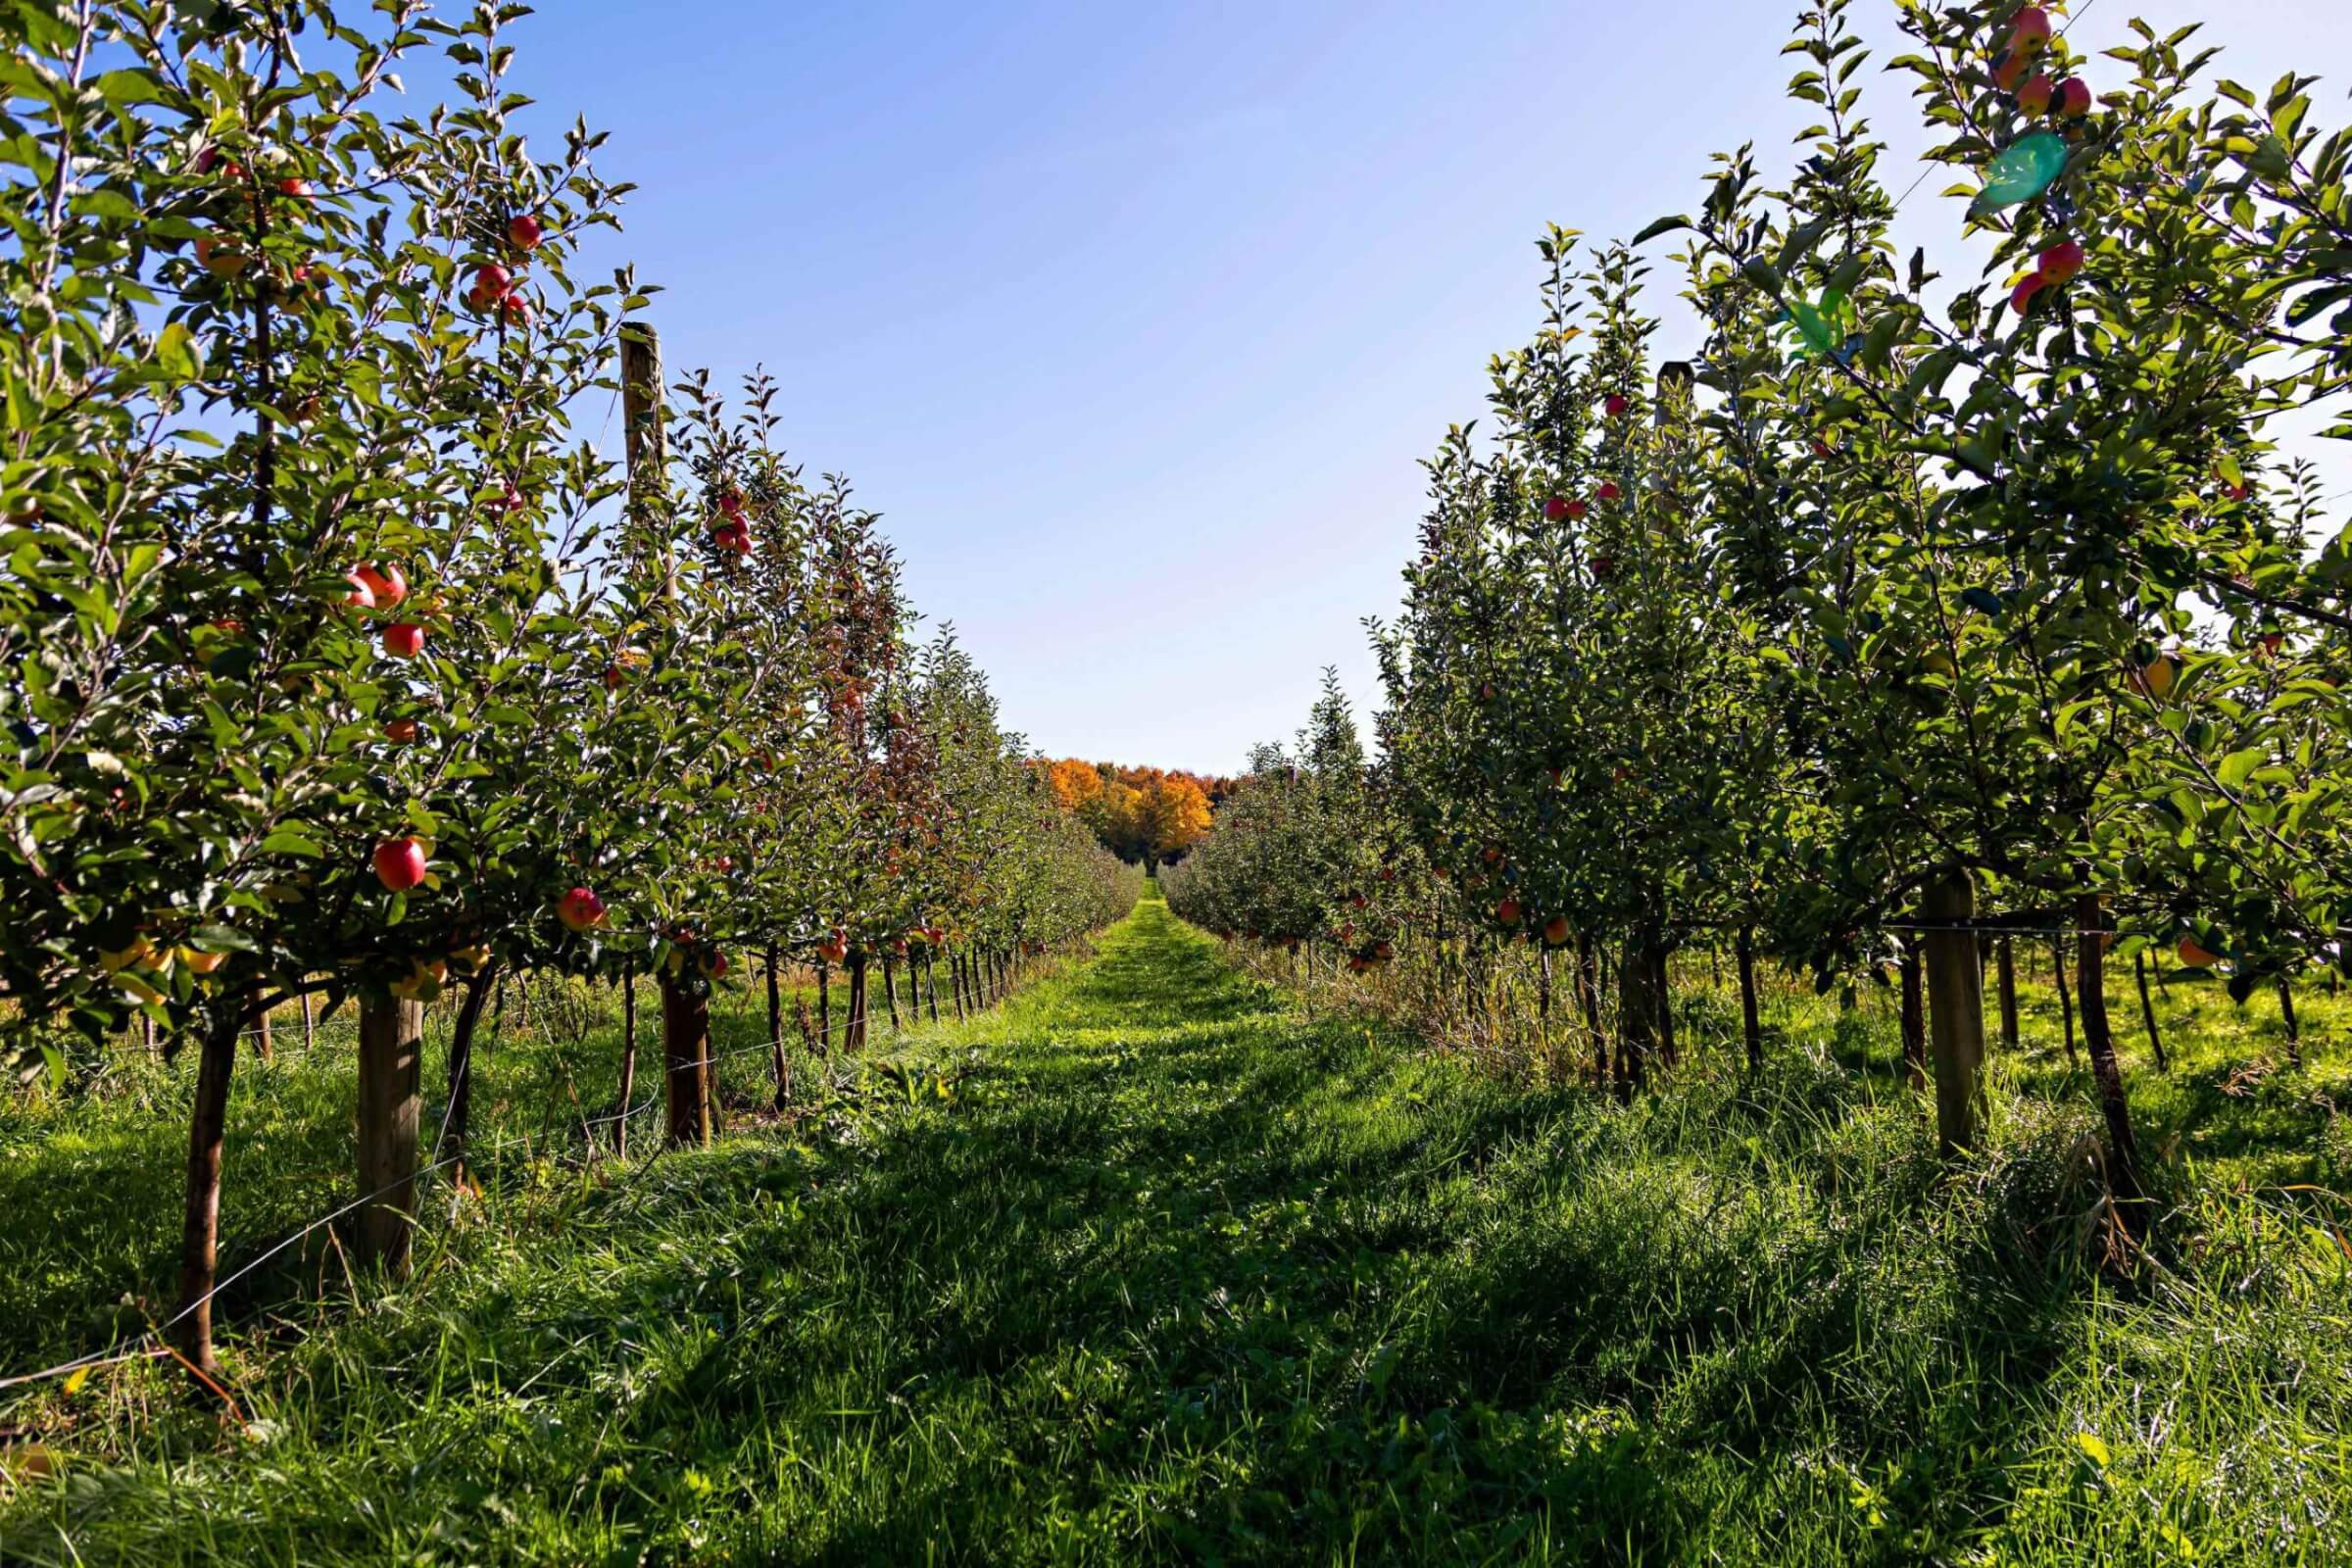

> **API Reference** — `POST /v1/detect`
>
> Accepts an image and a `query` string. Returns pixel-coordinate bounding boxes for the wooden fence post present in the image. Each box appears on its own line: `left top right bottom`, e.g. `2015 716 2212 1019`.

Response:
1899 947 1927 1091
1995 936 2020 1050
1921 872 1986 1156
357 994 424 1275
660 968 711 1148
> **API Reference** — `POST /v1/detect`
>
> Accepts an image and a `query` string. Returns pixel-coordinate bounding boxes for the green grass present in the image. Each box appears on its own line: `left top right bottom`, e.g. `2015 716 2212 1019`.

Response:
3 893 2349 1563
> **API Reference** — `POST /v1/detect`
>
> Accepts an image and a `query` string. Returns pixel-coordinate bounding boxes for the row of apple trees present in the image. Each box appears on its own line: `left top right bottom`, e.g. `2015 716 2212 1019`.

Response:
1166 0 2352 1233
0 0 1135 1374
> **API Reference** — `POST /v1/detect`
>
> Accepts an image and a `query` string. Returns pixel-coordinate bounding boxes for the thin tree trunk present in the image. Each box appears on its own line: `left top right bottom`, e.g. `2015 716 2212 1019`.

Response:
1578 932 1605 1084
883 954 903 1030
1616 926 1661 1101
660 970 711 1148
256 1004 273 1063
614 966 637 1158
816 961 832 1048
847 951 869 1051
2075 895 2148 1234
1995 936 2020 1051
1899 948 1927 1091
357 994 424 1275
925 949 941 1022
444 967 495 1189
1652 938 1678 1069
766 945 787 1106
302 991 315 1055
2277 975 2303 1066
174 1007 241 1374
2052 937 2079 1068
952 954 967 1020
2133 952 2168 1072
1737 926 1762 1074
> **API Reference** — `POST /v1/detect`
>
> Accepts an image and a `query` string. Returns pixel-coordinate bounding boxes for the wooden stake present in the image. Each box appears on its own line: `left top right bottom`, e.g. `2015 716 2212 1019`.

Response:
1995 936 2020 1051
2052 936 2078 1068
2133 952 2168 1071
1737 926 1762 1073
1899 948 1927 1091
174 1008 241 1374
356 994 424 1276
2075 896 2147 1230
1921 872 1986 1156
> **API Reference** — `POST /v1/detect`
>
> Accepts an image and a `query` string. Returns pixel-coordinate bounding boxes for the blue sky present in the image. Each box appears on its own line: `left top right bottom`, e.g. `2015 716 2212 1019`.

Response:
521 0 2352 774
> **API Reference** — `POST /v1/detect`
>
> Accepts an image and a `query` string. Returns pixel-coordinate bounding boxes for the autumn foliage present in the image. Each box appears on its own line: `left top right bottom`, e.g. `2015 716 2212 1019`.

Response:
1038 760 1224 869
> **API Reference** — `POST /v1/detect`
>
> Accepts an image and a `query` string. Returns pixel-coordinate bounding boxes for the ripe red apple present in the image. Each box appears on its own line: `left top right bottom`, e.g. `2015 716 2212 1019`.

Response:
1811 438 1834 459
1544 915 1571 947
276 176 312 198
2055 77 2091 119
2037 239 2084 285
382 621 426 659
356 564 407 607
1495 898 1521 927
384 718 419 743
508 214 544 251
2017 74 2055 115
556 886 608 932
1482 845 1502 865
1993 51 2030 93
1604 394 1629 417
603 663 625 691
465 279 498 314
373 837 427 892
700 950 730 981
1596 482 1622 503
1564 500 1589 521
342 571 377 610
2009 6 2052 53
500 294 532 328
2177 936 2220 968
473 263 512 298
2009 271 2047 315
1544 495 1570 521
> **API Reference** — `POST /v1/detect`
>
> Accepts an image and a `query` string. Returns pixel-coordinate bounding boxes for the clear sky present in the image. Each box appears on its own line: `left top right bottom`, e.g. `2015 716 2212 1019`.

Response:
517 0 2352 775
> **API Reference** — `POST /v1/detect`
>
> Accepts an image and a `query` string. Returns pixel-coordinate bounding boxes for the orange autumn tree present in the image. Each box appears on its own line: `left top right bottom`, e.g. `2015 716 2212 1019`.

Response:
1037 760 1222 870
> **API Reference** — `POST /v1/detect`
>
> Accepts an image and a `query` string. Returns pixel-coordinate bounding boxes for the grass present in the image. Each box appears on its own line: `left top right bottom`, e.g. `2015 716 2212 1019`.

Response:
2 891 2348 1563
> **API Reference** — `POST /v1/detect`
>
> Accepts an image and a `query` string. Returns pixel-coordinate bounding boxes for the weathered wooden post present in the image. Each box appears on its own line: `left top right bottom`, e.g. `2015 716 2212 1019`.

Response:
1921 872 1986 1156
356 994 424 1274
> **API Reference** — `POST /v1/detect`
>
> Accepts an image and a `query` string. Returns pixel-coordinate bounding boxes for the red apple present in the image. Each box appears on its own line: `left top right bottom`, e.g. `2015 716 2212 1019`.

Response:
2037 239 2084 285
1495 898 1521 927
356 564 407 607
384 718 419 743
2017 74 2055 116
1993 51 2030 93
1544 915 1571 948
508 214 544 251
556 886 608 932
500 294 532 328
1597 481 1622 503
1544 495 1570 521
341 571 377 610
276 176 312 198
473 263 511 298
1811 438 1834 459
700 950 730 981
2177 936 2220 969
2055 77 2091 119
381 621 425 659
2009 6 2052 54
373 837 427 892
2010 271 2047 315
194 235 250 278
1564 499 1589 520
1604 394 1629 417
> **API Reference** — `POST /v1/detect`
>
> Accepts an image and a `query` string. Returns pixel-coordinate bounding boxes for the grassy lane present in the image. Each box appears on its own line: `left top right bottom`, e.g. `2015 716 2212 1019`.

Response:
6 890 2348 1564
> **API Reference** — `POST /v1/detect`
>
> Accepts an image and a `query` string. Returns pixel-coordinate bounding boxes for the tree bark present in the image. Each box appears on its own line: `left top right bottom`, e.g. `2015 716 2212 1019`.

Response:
174 1007 241 1374
925 949 942 1022
1922 872 1987 1157
2075 896 2148 1233
357 993 424 1276
847 951 869 1052
443 967 496 1189
1651 937 1678 1069
256 1004 273 1063
615 966 637 1158
2133 952 2168 1072
2277 975 2303 1066
816 960 832 1048
2052 936 2079 1068
302 991 315 1055
1737 926 1762 1074
1995 936 2020 1051
952 954 967 1020
1899 948 1927 1091
1616 924 1662 1101
766 945 788 1106
1578 931 1605 1084
883 954 903 1030
661 970 711 1148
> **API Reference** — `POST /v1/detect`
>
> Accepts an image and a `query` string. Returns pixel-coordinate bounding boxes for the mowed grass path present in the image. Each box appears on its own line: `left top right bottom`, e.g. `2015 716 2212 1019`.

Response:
7 891 2348 1564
